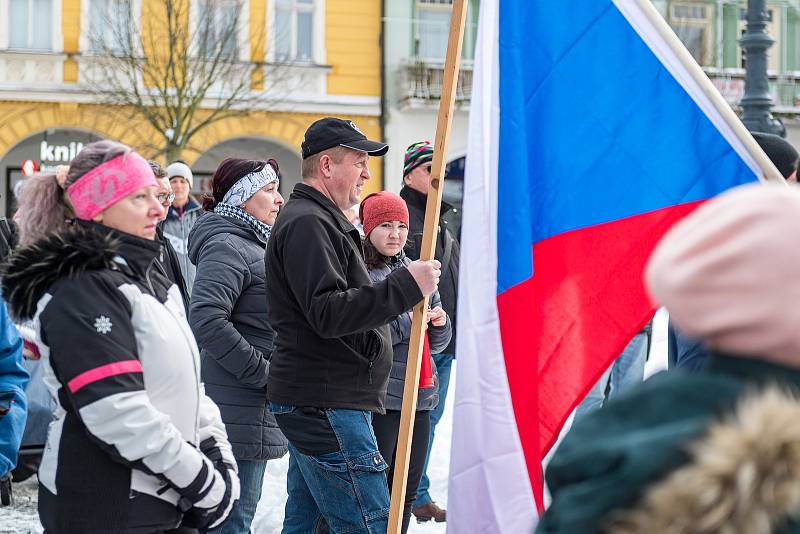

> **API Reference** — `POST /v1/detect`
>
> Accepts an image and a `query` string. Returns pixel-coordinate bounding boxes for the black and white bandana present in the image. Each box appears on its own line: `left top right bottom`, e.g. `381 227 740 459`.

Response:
221 165 279 206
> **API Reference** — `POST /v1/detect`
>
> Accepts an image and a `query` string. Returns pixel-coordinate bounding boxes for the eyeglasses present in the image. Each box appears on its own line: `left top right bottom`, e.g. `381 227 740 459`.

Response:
157 192 175 204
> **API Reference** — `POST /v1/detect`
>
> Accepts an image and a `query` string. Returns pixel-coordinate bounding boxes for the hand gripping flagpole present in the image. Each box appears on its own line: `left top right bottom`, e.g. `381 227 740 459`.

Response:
387 1 468 533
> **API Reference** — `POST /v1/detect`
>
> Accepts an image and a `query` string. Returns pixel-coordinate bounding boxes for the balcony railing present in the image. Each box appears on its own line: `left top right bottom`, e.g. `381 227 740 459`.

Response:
396 62 800 114
398 59 473 107
704 67 800 114
0 50 65 87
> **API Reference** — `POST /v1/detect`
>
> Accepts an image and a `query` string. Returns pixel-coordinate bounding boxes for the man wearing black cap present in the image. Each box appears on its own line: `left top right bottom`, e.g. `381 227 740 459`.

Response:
265 117 442 533
752 132 799 182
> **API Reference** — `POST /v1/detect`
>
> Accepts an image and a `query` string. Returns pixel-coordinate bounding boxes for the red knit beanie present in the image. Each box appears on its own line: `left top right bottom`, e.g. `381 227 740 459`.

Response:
359 191 410 237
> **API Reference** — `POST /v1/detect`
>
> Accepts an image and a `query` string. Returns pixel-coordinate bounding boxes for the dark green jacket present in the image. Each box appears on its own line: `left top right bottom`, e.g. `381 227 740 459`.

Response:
538 354 800 534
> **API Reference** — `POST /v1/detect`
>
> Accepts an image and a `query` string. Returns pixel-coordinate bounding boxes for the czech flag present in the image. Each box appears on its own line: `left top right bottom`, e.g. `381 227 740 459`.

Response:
448 1 777 532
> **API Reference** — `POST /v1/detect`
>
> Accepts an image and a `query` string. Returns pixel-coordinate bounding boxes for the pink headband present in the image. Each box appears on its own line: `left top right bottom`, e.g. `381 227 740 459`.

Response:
67 152 158 220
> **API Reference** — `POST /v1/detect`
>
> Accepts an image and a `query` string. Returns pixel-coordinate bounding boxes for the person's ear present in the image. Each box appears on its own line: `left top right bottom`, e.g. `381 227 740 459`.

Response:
320 155 333 179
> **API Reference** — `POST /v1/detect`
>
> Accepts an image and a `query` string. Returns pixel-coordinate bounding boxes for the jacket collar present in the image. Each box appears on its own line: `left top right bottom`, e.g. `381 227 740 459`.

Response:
291 183 359 236
167 198 200 220
3 220 161 321
201 211 268 246
75 220 162 278
707 351 800 390
400 185 453 215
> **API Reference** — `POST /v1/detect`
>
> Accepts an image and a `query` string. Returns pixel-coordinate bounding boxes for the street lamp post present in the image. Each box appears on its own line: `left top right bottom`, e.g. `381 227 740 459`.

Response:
739 0 785 136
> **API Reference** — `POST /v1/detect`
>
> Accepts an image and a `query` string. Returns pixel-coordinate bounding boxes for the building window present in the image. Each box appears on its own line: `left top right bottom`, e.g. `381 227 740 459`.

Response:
415 0 477 61
9 0 53 51
89 0 132 54
275 0 314 63
789 7 800 71
668 1 713 66
416 0 452 60
673 4 707 20
197 0 240 58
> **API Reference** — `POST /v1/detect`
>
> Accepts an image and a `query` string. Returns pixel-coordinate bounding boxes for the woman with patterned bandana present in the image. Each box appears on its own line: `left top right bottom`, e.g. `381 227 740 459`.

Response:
188 158 287 534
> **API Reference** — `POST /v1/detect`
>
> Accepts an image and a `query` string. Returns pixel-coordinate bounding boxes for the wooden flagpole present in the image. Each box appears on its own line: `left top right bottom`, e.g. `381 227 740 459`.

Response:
387 1 468 533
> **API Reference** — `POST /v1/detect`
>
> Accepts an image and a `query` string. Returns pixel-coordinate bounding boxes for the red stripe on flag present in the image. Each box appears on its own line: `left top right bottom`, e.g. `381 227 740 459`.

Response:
496 201 703 508
67 360 143 393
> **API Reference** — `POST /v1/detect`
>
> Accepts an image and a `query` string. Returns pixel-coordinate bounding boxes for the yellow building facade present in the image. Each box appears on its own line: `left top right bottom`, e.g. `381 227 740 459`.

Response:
0 0 384 215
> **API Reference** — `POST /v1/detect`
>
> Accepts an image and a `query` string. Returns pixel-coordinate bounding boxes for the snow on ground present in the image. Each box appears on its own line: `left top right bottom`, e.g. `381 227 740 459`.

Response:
646 308 669 378
0 477 43 534
0 365 456 534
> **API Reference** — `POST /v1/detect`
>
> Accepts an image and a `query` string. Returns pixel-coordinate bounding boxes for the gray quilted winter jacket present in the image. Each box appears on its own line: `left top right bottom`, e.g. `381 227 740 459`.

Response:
188 212 287 460
367 253 451 411
163 200 202 293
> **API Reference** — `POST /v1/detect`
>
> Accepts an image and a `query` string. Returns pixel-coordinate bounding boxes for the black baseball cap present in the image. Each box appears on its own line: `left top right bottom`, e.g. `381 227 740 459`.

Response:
301 117 389 159
752 132 799 179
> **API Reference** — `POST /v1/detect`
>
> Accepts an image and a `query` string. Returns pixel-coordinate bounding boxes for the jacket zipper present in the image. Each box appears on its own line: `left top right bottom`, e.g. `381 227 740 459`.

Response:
144 258 157 295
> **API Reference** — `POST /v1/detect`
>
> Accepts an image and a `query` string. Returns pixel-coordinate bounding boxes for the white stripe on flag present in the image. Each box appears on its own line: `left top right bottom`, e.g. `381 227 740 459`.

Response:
446 0 538 532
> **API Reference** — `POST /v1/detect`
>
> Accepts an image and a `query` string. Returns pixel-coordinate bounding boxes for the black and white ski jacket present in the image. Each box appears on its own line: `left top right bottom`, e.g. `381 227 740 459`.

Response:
2 221 234 533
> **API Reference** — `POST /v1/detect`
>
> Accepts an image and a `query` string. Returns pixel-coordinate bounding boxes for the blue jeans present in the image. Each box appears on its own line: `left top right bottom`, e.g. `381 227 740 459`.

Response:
270 403 390 534
207 459 267 534
413 353 454 508
573 333 647 422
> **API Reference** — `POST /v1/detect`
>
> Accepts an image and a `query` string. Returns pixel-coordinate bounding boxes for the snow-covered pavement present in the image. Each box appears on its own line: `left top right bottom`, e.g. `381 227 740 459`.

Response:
0 476 41 534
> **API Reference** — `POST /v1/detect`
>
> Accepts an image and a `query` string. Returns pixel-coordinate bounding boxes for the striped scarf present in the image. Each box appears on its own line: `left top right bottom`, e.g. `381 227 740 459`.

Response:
213 203 272 243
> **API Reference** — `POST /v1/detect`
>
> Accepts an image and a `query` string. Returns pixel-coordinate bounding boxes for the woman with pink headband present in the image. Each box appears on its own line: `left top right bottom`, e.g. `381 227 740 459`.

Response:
3 140 239 533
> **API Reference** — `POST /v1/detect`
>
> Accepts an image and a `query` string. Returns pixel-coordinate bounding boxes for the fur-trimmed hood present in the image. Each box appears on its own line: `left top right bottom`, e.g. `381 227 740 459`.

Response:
606 387 800 534
1 222 160 321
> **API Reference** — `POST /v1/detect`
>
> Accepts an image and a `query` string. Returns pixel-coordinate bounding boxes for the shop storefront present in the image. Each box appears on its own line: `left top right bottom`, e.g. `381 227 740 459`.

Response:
0 129 102 216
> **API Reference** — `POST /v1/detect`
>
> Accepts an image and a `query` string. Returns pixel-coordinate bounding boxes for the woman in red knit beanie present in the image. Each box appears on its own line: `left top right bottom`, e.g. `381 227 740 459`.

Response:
360 191 452 534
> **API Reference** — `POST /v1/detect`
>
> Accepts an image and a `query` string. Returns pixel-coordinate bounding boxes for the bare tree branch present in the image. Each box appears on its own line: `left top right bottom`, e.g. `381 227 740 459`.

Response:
83 0 296 162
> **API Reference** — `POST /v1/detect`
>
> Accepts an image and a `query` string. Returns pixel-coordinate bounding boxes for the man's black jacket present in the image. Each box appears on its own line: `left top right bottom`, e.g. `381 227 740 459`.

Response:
400 186 459 355
265 184 422 413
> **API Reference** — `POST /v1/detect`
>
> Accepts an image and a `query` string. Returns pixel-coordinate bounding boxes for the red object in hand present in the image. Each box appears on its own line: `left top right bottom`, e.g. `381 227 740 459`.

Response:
22 339 41 360
419 334 435 389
